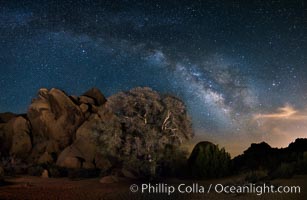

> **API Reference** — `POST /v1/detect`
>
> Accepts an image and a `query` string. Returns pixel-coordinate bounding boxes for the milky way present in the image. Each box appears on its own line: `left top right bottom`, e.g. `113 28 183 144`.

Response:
0 0 306 155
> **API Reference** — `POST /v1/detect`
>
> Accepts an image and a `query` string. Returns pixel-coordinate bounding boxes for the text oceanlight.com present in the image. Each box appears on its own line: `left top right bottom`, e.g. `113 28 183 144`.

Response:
129 183 301 196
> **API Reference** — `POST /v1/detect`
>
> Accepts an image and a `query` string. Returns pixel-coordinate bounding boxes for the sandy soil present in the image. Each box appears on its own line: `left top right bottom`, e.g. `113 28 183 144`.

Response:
0 175 306 200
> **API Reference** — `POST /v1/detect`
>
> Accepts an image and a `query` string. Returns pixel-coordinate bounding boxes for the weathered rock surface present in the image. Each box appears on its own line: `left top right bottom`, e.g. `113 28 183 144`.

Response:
9 117 32 159
0 116 31 159
0 112 16 123
79 104 88 113
82 162 95 169
79 96 96 105
55 108 122 169
41 169 49 178
27 88 84 150
83 87 106 106
56 146 83 168
37 152 54 164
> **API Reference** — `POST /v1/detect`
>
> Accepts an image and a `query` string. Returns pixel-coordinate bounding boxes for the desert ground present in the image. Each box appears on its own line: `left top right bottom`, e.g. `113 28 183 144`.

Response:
0 175 306 200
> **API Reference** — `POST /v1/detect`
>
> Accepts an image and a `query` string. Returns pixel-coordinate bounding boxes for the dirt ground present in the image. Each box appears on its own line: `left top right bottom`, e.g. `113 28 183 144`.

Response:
0 175 306 200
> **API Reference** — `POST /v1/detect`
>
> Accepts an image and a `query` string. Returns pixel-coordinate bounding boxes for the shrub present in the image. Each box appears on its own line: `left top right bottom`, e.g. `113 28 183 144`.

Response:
106 87 193 178
188 141 231 179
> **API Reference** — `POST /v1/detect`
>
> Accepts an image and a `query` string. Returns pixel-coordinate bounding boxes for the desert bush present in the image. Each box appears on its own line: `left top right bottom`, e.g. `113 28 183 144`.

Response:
188 142 231 179
106 87 193 178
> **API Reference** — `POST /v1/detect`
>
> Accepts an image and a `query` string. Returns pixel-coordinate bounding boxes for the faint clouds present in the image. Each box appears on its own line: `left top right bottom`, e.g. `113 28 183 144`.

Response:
252 104 307 147
253 104 307 120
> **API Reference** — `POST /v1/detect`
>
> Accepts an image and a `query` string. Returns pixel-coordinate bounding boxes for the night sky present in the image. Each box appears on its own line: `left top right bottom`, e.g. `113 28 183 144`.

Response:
1 0 306 155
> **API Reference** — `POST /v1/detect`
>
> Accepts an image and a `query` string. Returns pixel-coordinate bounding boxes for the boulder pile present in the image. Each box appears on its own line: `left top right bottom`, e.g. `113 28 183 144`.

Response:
0 87 193 179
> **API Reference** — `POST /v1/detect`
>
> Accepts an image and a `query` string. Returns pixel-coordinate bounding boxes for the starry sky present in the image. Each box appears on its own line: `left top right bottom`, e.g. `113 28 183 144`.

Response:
0 0 306 156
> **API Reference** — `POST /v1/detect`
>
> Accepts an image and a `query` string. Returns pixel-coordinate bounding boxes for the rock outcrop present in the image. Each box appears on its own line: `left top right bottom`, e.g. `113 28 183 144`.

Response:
0 116 31 159
9 117 32 159
0 112 16 123
82 87 106 106
27 88 84 151
56 146 83 168
233 138 307 173
0 87 193 179
41 169 49 178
